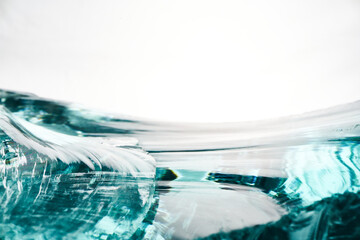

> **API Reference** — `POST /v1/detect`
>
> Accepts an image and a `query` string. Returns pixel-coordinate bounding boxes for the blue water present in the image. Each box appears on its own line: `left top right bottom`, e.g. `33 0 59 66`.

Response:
0 89 360 239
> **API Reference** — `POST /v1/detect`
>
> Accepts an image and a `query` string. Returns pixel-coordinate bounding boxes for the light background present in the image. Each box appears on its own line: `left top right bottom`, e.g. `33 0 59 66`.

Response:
0 0 359 122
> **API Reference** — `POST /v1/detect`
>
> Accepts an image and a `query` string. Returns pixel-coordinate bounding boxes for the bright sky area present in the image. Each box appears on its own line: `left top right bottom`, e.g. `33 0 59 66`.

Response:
0 0 359 122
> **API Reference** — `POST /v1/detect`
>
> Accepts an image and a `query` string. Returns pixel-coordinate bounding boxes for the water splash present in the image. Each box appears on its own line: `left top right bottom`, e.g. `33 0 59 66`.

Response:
0 89 360 239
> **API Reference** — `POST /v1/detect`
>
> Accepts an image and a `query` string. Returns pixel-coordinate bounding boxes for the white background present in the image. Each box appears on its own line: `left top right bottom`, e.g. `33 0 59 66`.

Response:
0 0 359 122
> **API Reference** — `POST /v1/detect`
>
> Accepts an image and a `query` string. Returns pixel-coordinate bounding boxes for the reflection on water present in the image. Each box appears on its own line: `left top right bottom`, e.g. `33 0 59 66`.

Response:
0 89 360 239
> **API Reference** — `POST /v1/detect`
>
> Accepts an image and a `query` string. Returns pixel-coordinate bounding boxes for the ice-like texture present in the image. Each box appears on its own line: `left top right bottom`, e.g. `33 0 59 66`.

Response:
0 89 360 239
0 93 155 239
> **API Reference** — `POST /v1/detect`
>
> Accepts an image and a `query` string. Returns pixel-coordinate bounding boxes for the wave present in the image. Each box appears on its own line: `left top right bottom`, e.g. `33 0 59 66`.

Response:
0 89 359 239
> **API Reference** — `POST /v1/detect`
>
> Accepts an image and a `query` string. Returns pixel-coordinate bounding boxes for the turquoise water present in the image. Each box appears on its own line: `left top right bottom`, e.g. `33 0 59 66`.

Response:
0 90 360 239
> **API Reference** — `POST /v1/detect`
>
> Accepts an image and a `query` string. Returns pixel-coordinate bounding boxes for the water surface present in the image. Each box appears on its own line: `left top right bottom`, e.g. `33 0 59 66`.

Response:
0 90 360 239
